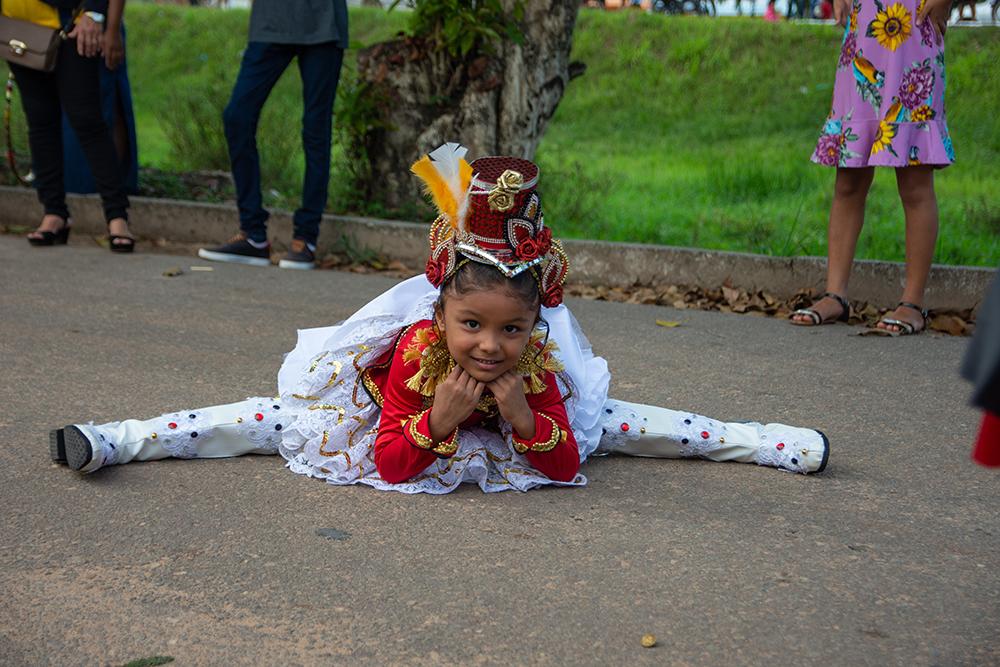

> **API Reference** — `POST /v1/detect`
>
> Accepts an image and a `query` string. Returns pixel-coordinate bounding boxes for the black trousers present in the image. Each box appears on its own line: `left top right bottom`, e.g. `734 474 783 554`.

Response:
11 39 129 222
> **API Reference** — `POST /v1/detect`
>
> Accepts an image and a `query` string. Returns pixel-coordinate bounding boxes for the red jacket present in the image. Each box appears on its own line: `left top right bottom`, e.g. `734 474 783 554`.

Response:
363 321 581 484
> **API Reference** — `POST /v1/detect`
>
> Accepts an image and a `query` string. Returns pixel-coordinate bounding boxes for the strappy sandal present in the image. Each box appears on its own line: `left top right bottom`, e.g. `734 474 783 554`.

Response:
875 301 928 336
107 219 135 254
790 291 850 326
26 217 71 246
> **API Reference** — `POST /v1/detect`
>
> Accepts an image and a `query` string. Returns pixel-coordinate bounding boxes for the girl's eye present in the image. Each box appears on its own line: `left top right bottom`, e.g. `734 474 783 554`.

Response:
464 320 479 329
504 325 521 334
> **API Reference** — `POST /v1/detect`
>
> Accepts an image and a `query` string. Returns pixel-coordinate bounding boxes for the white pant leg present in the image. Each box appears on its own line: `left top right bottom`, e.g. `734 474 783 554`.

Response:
594 398 828 474
74 397 288 473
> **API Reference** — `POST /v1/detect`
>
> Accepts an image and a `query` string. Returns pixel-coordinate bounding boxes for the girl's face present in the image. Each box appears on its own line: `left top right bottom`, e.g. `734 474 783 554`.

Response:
435 288 538 383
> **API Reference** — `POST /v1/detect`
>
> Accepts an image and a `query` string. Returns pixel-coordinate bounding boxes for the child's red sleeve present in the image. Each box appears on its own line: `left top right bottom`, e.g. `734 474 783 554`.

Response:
373 329 455 484
513 376 581 483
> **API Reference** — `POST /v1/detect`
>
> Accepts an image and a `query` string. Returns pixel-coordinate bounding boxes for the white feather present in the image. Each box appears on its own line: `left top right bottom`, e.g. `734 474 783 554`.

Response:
456 179 475 232
428 143 469 228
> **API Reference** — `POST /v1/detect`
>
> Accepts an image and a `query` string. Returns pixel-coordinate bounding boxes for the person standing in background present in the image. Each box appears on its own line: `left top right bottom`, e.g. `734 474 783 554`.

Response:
198 0 347 270
6 0 135 251
62 20 138 196
792 0 954 335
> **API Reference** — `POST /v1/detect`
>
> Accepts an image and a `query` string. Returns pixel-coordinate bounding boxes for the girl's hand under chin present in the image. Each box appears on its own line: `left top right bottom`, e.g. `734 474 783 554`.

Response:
429 366 484 441
488 371 536 441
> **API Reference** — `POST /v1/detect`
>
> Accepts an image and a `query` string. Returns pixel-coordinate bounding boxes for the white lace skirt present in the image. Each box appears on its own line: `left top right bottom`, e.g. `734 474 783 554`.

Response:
275 276 612 494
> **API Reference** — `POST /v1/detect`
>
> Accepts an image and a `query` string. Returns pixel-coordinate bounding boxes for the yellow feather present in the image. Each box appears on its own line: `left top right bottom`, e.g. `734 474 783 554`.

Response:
458 159 472 194
411 156 458 226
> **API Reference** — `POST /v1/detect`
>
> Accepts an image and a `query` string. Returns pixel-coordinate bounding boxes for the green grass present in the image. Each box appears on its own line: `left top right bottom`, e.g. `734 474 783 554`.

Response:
15 4 998 266
538 11 1000 266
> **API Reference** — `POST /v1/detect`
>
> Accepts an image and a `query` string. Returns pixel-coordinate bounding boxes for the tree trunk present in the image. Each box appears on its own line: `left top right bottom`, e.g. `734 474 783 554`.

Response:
356 0 580 210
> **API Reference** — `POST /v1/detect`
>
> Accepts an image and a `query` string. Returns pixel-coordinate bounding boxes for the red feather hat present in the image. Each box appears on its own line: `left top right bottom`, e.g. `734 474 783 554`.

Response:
411 143 569 308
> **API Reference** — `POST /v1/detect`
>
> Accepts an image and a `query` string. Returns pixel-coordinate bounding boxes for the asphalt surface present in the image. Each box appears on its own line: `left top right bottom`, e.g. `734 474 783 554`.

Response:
1 236 997 666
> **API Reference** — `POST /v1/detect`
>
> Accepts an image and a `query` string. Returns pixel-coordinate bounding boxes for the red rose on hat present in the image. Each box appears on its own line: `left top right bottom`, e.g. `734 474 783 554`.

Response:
515 238 541 262
535 227 552 255
425 256 447 287
541 283 564 308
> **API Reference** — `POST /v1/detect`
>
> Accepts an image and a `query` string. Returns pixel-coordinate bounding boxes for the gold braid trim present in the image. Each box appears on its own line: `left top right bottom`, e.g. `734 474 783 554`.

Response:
402 325 455 397
404 408 459 457
512 413 563 454
515 330 564 394
402 324 564 399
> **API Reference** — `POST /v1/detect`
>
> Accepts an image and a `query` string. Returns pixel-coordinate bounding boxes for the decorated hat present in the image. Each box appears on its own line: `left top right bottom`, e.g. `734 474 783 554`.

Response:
411 143 569 307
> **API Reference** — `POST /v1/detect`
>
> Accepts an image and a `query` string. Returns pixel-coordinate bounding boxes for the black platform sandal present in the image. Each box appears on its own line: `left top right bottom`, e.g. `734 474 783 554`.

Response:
875 301 928 336
27 218 71 246
107 219 135 254
790 292 850 326
49 426 94 470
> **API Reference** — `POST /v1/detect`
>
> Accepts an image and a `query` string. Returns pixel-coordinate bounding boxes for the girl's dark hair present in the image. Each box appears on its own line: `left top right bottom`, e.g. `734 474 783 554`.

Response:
436 258 576 405
439 259 540 311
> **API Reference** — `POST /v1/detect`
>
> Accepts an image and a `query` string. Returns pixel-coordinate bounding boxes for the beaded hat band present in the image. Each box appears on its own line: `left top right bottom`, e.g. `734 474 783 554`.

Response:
411 143 569 308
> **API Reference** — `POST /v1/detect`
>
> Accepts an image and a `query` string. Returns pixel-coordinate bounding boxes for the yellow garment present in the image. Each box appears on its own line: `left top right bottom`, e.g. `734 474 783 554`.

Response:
1 0 62 29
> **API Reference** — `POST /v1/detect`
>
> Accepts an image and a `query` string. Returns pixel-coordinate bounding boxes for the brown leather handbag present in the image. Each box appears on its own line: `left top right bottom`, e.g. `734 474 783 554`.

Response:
0 10 77 72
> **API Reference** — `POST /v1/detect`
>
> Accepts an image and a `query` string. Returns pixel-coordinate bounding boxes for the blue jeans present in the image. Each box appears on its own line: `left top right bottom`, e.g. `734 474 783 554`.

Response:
223 41 344 246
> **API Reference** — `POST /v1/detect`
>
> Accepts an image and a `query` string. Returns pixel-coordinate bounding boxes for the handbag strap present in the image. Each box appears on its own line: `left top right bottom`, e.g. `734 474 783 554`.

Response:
4 69 32 186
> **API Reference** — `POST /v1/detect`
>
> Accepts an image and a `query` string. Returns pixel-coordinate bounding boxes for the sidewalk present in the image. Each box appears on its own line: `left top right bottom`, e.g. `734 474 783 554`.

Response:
1 186 994 311
0 237 996 665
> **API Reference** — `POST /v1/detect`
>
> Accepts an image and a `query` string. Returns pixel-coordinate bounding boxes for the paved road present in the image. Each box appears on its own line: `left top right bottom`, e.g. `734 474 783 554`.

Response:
1 236 996 666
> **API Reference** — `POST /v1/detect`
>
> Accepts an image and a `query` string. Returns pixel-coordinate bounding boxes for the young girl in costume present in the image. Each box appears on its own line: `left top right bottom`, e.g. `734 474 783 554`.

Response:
792 0 953 335
49 146 829 494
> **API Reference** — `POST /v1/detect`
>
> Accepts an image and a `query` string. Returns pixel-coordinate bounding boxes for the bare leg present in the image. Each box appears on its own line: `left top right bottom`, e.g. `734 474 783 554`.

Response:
791 166 875 324
876 166 938 333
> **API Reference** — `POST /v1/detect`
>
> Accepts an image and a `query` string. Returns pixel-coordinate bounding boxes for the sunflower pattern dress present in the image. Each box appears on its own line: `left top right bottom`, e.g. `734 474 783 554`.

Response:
812 0 954 168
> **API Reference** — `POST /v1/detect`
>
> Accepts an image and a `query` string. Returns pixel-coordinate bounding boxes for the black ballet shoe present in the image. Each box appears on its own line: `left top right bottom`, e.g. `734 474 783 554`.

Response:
27 219 71 246
49 428 66 463
60 425 94 471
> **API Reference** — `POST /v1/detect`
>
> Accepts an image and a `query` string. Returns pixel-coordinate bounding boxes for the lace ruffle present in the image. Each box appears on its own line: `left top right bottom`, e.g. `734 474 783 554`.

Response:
274 276 610 493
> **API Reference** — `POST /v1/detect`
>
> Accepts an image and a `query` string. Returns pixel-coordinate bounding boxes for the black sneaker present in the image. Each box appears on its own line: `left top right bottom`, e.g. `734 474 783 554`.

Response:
198 233 271 266
278 239 316 270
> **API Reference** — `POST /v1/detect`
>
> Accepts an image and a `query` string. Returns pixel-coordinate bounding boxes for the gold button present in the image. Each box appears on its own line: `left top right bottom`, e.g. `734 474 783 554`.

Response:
719 437 725 443
801 448 809 455
640 427 646 434
236 417 243 423
150 432 157 440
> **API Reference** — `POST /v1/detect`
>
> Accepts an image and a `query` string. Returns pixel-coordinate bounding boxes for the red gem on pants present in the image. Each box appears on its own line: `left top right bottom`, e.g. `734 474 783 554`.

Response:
776 442 785 450
255 413 264 421
168 422 177 429
620 423 630 432
701 431 709 439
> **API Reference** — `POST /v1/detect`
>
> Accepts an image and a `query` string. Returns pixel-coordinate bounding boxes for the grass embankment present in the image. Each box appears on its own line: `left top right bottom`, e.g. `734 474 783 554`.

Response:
35 5 1000 265
541 11 1000 266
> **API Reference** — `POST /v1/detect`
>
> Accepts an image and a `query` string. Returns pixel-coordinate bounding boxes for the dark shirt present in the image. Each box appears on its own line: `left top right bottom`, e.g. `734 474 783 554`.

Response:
248 0 348 47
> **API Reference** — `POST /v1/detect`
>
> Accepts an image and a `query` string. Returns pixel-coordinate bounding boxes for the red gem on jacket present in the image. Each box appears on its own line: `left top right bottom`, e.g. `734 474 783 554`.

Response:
168 422 177 429
255 413 264 421
776 442 785 450
701 431 709 439
620 423 630 432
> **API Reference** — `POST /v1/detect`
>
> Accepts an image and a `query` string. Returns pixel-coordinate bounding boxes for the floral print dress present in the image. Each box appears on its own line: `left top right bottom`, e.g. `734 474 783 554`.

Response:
812 0 954 168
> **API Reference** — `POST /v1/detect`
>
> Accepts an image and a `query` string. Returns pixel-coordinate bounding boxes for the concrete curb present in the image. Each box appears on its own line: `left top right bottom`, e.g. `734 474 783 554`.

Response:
2 185 994 311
